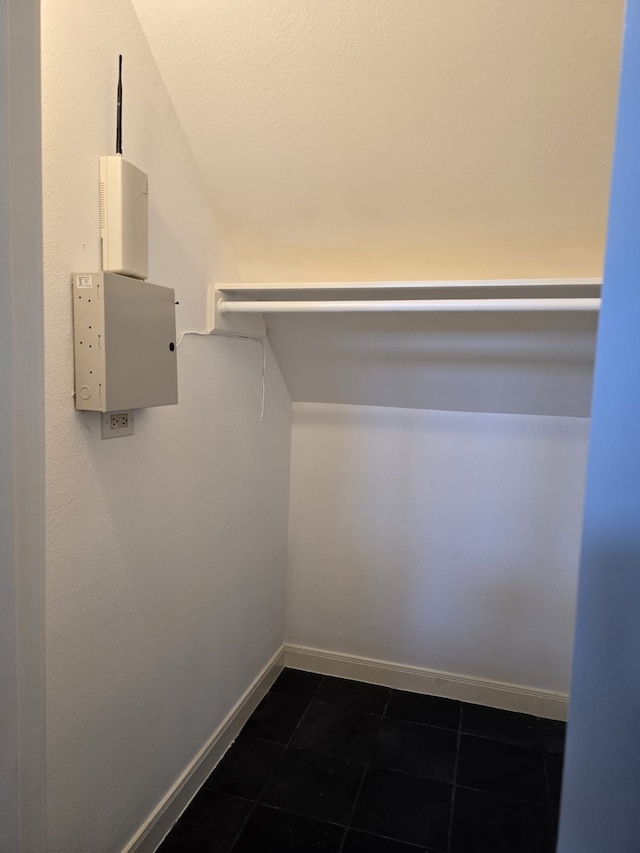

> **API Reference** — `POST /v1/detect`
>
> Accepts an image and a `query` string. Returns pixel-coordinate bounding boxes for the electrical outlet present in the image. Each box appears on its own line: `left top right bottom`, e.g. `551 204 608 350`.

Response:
101 410 135 439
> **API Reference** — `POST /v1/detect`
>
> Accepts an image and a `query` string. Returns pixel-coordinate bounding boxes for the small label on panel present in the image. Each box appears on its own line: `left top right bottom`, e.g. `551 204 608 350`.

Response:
76 275 92 289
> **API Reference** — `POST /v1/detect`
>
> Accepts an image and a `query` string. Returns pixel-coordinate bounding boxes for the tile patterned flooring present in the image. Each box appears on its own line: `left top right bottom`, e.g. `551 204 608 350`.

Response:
158 669 565 852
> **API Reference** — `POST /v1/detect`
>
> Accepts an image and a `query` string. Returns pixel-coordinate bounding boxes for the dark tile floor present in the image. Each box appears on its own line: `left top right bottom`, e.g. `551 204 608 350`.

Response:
158 669 565 852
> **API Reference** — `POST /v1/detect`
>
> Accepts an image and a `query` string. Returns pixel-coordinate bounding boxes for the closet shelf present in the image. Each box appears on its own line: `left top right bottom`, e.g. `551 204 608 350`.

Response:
207 279 601 416
215 279 602 315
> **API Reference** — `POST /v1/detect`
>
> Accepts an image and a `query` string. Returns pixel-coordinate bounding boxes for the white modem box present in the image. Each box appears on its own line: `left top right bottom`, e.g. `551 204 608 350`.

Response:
99 155 149 280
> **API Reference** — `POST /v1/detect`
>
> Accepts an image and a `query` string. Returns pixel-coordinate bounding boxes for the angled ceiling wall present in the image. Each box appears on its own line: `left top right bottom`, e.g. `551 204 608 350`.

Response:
132 1 623 414
132 0 622 282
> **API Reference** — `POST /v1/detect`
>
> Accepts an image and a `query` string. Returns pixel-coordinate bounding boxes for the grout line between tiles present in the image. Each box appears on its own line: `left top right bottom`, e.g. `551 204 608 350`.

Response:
280 675 325 748
381 688 392 719
227 796 257 853
256 672 327 793
230 672 327 851
539 729 558 848
445 703 463 853
451 781 549 806
170 672 566 852
320 680 386 852
256 801 349 829
335 738 373 853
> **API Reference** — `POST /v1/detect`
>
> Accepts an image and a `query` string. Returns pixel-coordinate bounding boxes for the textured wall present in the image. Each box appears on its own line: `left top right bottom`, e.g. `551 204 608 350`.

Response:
287 403 589 694
0 8 18 844
133 0 622 281
131 0 619 418
266 309 598 416
0 0 46 849
41 1 291 850
38 4 619 847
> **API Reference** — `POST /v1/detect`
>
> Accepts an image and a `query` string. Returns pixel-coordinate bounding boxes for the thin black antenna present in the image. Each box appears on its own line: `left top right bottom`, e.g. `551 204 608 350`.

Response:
116 55 123 155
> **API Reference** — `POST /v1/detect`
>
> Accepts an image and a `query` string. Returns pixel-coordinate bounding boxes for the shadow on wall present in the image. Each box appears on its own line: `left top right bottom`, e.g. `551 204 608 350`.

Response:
287 404 587 691
267 310 598 417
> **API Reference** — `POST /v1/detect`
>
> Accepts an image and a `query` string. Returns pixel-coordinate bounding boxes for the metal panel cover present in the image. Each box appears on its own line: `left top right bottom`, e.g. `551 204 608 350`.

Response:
74 272 178 411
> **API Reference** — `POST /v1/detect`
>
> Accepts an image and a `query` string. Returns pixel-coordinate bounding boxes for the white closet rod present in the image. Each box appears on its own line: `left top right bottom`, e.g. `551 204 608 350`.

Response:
219 298 601 314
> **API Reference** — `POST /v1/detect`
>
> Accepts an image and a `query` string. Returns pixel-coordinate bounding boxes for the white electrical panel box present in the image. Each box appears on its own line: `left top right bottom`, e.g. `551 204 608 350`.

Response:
73 272 178 412
99 155 149 279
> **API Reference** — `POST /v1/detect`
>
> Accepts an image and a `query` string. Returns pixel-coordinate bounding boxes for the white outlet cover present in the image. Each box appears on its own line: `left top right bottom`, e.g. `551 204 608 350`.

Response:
101 410 135 439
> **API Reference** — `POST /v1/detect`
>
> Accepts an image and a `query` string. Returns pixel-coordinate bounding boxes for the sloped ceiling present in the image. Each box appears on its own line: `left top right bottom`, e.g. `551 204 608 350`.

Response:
132 0 622 282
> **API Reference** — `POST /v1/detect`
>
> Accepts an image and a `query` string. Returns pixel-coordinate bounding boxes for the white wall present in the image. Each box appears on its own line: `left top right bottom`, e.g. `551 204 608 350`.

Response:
0 1 46 849
287 403 589 694
41 2 291 851
133 0 622 283
266 309 597 417
0 6 19 843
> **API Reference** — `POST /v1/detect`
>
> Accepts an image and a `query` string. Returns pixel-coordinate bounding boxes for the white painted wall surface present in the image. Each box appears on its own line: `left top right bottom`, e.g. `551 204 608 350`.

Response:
267 310 597 417
287 403 589 693
0 10 19 845
133 0 622 283
41 2 291 850
0 1 46 849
